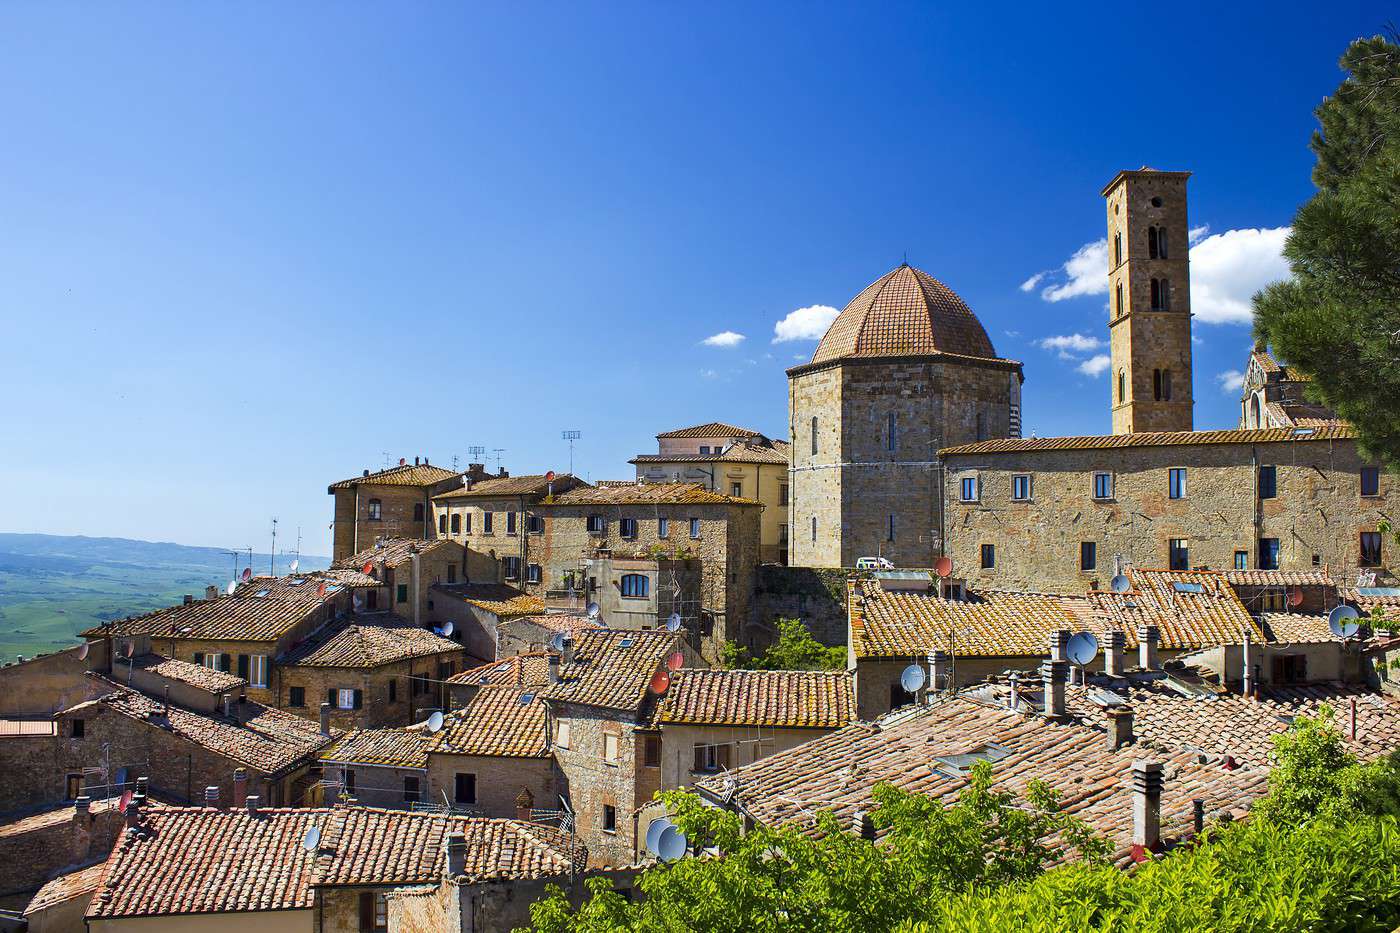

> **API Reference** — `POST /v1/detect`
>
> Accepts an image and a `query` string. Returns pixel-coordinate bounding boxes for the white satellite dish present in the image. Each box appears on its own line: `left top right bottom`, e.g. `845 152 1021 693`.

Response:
550 632 567 652
77 642 90 661
586 602 601 620
226 580 238 596
124 641 135 659
426 711 444 733
900 664 926 693
440 621 454 638
1328 604 1361 638
1109 574 1131 593
1067 632 1100 666
666 612 682 633
289 559 299 574
645 818 672 854
353 594 365 611
302 826 321 851
655 824 688 861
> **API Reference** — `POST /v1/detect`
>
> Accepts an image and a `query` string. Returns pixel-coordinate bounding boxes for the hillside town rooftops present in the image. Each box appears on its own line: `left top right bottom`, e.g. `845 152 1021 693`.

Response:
277 614 461 669
429 686 550 758
119 653 247 693
850 584 1086 659
1216 568 1335 588
542 629 681 712
432 473 585 499
1257 612 1341 645
939 424 1355 457
497 614 597 638
656 669 856 729
1089 569 1264 650
432 583 544 618
320 727 430 770
332 537 456 572
550 482 760 507
448 653 552 689
328 462 461 491
24 862 106 918
82 587 333 642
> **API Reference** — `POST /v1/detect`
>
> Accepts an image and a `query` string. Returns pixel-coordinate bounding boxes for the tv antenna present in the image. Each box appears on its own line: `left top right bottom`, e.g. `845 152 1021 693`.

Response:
467 445 486 465
562 430 582 475
451 455 459 472
491 448 506 472
269 518 278 577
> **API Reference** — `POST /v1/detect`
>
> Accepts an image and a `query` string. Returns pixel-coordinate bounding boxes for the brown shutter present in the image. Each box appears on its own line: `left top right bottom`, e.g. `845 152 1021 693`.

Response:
359 891 374 931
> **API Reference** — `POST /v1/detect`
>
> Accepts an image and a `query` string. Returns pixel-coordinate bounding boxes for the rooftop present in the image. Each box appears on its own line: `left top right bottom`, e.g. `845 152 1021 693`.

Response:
429 686 550 758
1089 569 1264 651
656 422 768 439
542 629 682 713
332 537 457 572
850 584 1087 659
320 727 430 769
24 863 106 917
432 473 586 500
549 482 759 507
632 440 792 467
118 653 247 693
278 614 461 669
82 574 345 642
448 653 552 689
655 669 856 729
432 583 544 618
939 424 1355 456
328 462 461 491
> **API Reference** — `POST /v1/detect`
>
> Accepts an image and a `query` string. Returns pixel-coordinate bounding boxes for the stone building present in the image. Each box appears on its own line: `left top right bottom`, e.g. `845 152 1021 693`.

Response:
786 262 1024 570
631 422 792 564
1104 168 1195 434
328 458 480 562
332 537 478 626
430 582 546 661
318 727 431 809
430 472 589 583
424 685 557 820
939 425 1396 594
1239 344 1339 429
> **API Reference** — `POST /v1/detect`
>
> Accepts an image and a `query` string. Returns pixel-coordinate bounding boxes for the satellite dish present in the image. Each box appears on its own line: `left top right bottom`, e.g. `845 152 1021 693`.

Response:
666 650 685 672
241 567 252 582
226 580 238 596
317 582 328 599
1328 604 1361 638
353 594 365 610
440 621 454 637
303 826 321 851
290 559 299 573
550 632 567 652
361 561 374 576
426 711 444 733
546 470 556 481
645 818 672 855
1110 574 1131 593
1287 588 1304 608
655 824 688 861
1067 632 1100 666
586 602 600 620
900 664 926 693
934 556 953 578
649 669 671 695
77 642 90 661
666 612 682 632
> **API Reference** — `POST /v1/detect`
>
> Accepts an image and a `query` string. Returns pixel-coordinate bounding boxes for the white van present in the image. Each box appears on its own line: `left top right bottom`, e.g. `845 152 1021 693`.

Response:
855 556 894 571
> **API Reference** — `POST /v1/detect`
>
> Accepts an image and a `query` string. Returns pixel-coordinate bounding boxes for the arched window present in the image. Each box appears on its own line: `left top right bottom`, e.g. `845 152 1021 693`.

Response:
413 503 425 522
1249 394 1261 428
1157 228 1168 259
1151 278 1170 310
1148 227 1159 259
810 416 819 456
620 574 649 598
368 499 382 521
450 513 461 534
1113 231 1122 266
1162 369 1172 401
1118 370 1126 404
886 413 897 452
1153 369 1163 401
1115 281 1124 317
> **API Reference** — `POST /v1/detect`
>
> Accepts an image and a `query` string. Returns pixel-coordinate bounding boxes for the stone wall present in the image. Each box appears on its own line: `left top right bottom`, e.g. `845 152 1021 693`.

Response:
0 645 110 718
750 565 851 646
277 651 464 730
787 365 843 568
942 436 1399 594
424 753 555 819
550 705 640 867
332 485 432 562
0 799 124 897
656 722 837 793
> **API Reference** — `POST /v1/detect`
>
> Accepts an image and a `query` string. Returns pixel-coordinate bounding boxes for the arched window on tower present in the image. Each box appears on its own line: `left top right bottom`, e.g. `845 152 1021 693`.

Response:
1157 227 1168 259
886 413 897 452
1249 394 1261 428
1118 370 1126 404
1151 278 1170 311
810 416 819 456
1114 231 1122 266
1148 227 1159 259
1115 282 1124 317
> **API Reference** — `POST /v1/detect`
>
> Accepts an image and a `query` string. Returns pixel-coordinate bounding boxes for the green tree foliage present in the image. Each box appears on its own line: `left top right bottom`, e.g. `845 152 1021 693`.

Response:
1253 34 1400 467
522 710 1400 932
727 618 846 671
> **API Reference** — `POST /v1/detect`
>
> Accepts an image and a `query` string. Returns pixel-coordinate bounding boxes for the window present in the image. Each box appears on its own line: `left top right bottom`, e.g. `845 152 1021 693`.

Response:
238 654 249 679
1011 474 1032 501
603 804 618 833
887 413 897 451
1258 538 1280 570
1153 368 1173 401
1115 281 1124 317
887 514 895 542
1150 278 1170 310
289 686 305 707
1262 589 1287 612
1234 550 1249 570
658 517 669 538
343 768 355 795
730 482 742 497
643 734 661 767
368 499 381 521
483 511 493 534
1080 541 1097 571
779 484 789 506
690 518 701 539
66 774 82 800
503 557 521 580
1272 655 1307 685
447 564 456 584
463 512 472 534
527 563 541 584
692 742 730 773
980 543 995 569
193 651 203 665
890 682 913 710
1259 465 1277 499
1093 472 1113 499
506 511 517 535
396 583 408 603
454 772 477 805
1148 226 1162 259
1117 369 1126 404
699 446 711 455
1114 231 1122 266
620 574 649 598
450 513 461 534
358 891 387 933
202 653 230 673
388 678 397 702
1169 539 1189 571
413 503 424 522
439 514 448 535
528 514 543 534
71 718 84 738
603 731 620 763
587 514 605 534
960 476 979 502
1362 467 1380 497
1168 468 1187 499
555 720 570 749
1361 532 1383 567
403 776 421 803
811 416 819 455
619 518 638 539
810 516 817 543
367 589 378 610
249 654 267 688
335 688 362 710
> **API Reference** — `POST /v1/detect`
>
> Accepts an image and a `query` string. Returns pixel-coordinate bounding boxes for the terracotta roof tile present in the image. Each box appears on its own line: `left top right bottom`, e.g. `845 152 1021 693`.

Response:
656 669 855 728
329 463 461 491
655 423 767 439
119 653 247 693
1092 570 1264 650
940 425 1355 456
1258 612 1339 645
82 576 343 642
432 474 586 500
1219 568 1334 588
542 630 681 712
448 653 553 688
850 584 1088 659
24 863 106 916
320 727 430 769
429 687 550 758
332 537 456 572
550 482 759 507
278 614 461 669
432 583 544 618
497 614 597 637
632 440 790 466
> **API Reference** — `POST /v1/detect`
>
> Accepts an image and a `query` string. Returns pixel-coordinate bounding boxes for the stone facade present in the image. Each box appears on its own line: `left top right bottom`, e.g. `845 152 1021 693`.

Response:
1105 169 1194 435
941 431 1397 594
276 652 463 730
549 704 646 868
424 751 556 819
0 799 124 898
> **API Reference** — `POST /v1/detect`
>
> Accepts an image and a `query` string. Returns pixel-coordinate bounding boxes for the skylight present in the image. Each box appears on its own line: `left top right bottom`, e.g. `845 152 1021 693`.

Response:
1172 582 1205 594
932 742 1011 777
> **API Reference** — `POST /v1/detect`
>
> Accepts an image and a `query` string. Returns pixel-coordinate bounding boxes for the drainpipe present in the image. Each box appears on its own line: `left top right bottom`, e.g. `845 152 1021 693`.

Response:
412 552 421 627
1242 630 1253 698
352 487 360 556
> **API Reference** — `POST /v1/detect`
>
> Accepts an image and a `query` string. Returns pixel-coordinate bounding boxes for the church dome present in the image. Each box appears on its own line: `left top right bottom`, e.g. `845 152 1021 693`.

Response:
810 263 999 366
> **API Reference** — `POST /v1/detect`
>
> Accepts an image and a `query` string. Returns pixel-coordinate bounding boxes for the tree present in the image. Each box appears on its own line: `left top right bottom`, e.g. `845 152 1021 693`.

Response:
1253 34 1400 468
1252 707 1400 825
730 617 846 671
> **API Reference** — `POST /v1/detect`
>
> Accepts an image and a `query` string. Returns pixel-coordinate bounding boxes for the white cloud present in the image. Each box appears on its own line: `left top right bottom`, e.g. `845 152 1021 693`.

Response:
1189 227 1291 324
699 368 720 380
1077 354 1111 377
701 330 746 348
1037 333 1104 358
773 304 840 342
1216 369 1245 393
1041 239 1110 302
1189 224 1211 245
1019 272 1046 292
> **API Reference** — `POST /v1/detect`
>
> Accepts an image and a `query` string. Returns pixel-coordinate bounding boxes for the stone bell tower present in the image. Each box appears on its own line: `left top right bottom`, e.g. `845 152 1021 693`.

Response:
1103 169 1194 434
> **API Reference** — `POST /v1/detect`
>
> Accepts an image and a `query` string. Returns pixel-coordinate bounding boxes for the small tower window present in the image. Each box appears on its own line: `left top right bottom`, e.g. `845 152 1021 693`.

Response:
810 416 819 456
1153 369 1162 401
886 413 897 452
810 516 817 543
1150 278 1170 311
1117 370 1126 405
1113 231 1122 266
1115 281 1124 317
1157 228 1168 259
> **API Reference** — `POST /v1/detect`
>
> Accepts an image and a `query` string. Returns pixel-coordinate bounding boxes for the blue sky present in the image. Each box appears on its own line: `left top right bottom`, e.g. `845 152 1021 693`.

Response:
0 2 1385 556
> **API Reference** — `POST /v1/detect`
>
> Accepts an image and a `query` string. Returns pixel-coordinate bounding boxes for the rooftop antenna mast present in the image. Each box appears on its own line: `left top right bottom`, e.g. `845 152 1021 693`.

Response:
270 518 278 577
467 446 486 472
451 455 459 472
492 448 506 473
562 430 582 476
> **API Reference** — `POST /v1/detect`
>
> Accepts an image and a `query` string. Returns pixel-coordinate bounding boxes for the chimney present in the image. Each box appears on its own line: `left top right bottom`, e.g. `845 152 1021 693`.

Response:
73 796 92 861
205 585 219 601
363 469 370 477
561 636 576 665
1105 630 1126 677
163 685 170 716
1191 798 1205 836
548 654 561 685
928 651 950 692
1130 760 1165 856
515 787 534 822
415 456 420 466
1137 625 1159 671
135 776 149 798
124 799 142 830
204 785 220 807
223 695 234 719
445 831 467 877
183 594 194 606
1241 631 1254 698
853 810 876 840
232 768 248 808
319 702 333 736
1106 706 1134 750
1041 659 1068 719
245 795 261 816
1007 671 1020 712
1048 630 1070 663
